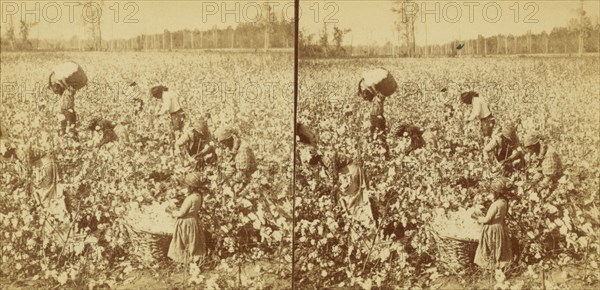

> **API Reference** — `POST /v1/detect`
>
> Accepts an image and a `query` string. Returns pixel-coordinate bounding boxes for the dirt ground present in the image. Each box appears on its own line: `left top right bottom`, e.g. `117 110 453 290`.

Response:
433 265 599 290
1 263 596 289
0 260 290 290
114 261 289 290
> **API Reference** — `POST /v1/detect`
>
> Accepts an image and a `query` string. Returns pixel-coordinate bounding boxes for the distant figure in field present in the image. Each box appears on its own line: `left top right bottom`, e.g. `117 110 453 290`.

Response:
395 123 426 155
151 85 185 139
462 91 495 143
87 117 129 148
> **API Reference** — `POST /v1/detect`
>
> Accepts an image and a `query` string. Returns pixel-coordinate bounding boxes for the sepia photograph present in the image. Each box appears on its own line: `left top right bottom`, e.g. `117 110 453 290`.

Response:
295 0 599 289
1 1 293 289
1 0 600 289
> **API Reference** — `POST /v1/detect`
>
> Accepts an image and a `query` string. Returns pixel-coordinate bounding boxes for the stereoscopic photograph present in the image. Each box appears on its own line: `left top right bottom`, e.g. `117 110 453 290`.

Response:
1 0 599 289
294 0 599 289
1 1 293 289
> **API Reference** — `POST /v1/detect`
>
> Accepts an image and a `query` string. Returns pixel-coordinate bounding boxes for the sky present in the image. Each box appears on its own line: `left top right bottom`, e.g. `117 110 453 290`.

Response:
0 0 293 40
0 0 598 44
300 0 600 46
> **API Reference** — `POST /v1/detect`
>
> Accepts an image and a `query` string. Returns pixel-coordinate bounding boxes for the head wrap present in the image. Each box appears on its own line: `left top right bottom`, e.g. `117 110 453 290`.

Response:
150 85 168 99
184 172 207 188
460 91 478 105
490 177 509 194
215 126 235 142
523 132 540 148
501 124 517 141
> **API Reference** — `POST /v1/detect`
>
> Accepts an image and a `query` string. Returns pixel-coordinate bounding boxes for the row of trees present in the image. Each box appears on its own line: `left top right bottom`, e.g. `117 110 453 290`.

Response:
300 25 600 58
80 21 294 52
388 0 598 57
299 24 351 58
0 18 39 51
386 26 600 57
0 2 293 51
300 0 599 58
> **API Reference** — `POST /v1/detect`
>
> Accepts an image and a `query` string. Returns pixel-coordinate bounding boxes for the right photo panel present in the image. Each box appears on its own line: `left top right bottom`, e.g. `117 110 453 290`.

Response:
295 0 600 288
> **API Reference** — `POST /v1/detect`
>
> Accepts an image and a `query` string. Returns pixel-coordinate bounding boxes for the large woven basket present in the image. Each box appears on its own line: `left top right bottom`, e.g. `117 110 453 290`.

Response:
125 223 172 263
431 229 479 272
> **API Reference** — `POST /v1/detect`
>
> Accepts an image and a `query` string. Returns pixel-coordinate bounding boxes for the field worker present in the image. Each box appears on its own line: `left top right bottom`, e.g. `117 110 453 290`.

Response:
522 132 562 187
394 123 426 155
215 126 256 196
48 61 88 137
151 85 185 137
461 91 495 142
366 88 390 159
0 118 8 156
483 124 524 176
474 177 514 270
126 81 155 134
126 82 146 116
167 171 209 264
15 144 71 240
296 122 330 191
358 68 397 160
86 117 129 148
323 151 376 243
175 114 217 170
296 122 319 148
370 92 387 144
443 103 456 122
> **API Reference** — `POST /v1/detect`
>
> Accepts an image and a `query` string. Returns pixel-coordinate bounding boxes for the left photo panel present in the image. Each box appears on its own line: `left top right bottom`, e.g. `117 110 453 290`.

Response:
0 1 294 289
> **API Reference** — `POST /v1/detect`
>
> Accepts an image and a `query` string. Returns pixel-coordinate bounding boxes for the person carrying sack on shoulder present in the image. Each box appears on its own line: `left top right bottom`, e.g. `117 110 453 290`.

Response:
358 68 397 160
462 91 495 144
48 62 88 138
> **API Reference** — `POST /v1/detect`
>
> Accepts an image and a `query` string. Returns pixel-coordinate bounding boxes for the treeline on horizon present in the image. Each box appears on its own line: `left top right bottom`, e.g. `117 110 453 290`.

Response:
299 25 600 58
0 19 294 52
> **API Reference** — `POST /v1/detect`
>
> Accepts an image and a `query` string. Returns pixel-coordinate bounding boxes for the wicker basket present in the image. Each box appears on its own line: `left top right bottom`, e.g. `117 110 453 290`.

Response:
125 223 172 263
431 229 479 272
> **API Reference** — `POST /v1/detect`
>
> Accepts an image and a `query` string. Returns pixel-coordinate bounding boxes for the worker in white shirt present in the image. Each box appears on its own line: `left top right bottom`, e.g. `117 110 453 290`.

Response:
461 91 495 142
151 85 185 138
